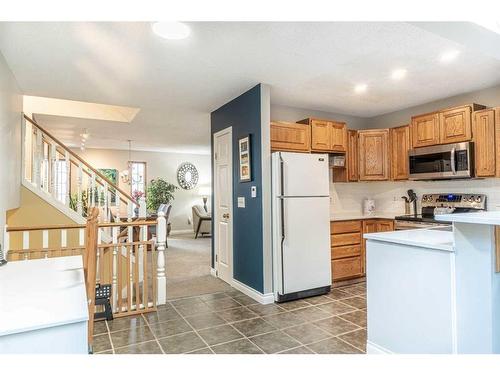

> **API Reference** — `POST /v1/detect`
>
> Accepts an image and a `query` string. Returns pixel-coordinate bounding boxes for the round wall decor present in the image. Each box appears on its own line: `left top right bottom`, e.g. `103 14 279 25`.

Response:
177 162 199 190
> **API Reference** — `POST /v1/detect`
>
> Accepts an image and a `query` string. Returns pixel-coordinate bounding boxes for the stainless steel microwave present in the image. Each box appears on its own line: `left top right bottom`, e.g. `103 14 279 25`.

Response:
409 141 474 180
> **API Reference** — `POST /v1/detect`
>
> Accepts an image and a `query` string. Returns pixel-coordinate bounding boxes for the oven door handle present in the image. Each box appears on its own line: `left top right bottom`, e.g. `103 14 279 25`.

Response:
450 147 457 175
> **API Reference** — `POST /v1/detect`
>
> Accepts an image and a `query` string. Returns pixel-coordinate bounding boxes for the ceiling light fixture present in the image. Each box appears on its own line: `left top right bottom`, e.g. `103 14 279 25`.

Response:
354 84 368 94
152 22 190 40
391 68 407 80
439 50 460 64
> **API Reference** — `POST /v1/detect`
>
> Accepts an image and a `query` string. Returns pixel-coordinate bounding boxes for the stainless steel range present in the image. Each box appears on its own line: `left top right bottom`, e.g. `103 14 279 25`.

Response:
395 193 487 230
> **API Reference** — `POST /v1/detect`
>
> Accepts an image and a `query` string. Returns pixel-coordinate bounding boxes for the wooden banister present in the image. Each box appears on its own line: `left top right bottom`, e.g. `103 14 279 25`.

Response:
24 114 138 206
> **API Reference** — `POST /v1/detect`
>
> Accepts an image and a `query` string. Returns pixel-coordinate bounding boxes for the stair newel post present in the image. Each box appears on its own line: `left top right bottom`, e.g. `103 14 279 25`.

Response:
22 231 29 260
50 142 57 200
156 211 167 305
34 129 43 188
64 150 70 207
112 226 118 312
77 162 83 215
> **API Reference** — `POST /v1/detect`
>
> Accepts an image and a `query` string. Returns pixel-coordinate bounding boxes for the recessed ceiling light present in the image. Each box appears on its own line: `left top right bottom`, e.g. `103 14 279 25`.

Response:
391 68 407 80
439 50 460 64
354 84 368 94
152 22 190 40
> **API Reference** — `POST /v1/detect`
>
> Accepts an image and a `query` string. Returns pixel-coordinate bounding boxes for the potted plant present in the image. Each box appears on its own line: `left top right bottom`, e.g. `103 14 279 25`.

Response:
147 178 178 235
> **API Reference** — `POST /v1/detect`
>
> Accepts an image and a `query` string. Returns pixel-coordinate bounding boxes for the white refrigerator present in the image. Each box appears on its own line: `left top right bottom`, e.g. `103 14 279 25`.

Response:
272 152 332 302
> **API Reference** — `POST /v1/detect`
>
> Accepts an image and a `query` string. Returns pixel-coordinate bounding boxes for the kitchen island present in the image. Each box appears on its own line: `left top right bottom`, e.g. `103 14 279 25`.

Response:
364 219 500 354
0 256 89 353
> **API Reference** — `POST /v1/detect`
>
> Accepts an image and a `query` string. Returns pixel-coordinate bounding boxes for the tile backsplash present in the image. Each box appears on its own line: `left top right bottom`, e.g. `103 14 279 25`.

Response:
330 178 500 214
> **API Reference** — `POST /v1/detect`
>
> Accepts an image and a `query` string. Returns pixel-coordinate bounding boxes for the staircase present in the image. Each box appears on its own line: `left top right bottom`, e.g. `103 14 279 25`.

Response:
21 115 143 225
2 115 168 308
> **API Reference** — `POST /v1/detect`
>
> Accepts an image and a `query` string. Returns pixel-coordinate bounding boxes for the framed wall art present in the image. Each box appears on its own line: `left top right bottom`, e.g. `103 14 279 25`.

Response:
238 135 251 182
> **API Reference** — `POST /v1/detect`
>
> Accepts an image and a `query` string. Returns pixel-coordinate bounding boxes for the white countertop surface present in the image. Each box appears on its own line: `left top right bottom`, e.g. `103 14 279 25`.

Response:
330 211 402 221
435 211 500 225
364 227 454 252
0 256 88 336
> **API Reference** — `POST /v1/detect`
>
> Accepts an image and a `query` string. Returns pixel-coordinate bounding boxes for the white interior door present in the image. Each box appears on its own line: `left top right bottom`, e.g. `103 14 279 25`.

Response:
214 127 233 284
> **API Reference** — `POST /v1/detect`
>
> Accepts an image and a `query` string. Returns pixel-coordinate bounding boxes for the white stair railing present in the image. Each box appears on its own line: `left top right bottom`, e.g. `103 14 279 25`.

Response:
21 114 146 224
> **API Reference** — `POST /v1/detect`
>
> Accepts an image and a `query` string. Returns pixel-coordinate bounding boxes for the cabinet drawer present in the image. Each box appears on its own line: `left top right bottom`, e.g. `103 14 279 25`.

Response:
332 257 363 281
331 232 361 246
331 244 361 260
330 220 362 234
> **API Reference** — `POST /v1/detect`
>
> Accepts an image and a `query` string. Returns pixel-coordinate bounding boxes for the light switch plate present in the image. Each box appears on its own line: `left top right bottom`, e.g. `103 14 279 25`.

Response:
237 197 245 208
251 186 257 198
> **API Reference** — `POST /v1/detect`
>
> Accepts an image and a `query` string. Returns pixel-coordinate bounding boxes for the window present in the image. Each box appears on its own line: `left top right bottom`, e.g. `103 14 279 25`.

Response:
130 161 147 197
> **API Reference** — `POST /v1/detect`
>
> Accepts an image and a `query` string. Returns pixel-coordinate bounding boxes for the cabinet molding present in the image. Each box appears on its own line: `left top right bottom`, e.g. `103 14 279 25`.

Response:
358 129 390 181
390 125 410 180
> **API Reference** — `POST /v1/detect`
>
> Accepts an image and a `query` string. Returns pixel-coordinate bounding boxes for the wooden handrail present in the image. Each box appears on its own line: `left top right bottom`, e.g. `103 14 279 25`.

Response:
7 220 156 232
24 114 138 206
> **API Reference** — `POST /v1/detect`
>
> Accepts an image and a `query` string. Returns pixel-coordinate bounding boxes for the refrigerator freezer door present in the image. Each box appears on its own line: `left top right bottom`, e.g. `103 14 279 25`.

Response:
279 152 330 197
279 196 331 295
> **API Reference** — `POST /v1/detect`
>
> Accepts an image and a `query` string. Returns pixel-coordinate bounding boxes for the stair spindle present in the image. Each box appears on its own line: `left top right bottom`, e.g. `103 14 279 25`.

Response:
50 142 57 200
42 230 49 259
22 231 30 260
77 162 83 215
64 150 70 207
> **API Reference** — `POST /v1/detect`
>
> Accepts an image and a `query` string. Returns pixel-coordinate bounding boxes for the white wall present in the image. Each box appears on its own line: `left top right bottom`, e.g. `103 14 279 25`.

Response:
330 178 500 216
75 148 211 232
271 103 369 129
0 52 22 248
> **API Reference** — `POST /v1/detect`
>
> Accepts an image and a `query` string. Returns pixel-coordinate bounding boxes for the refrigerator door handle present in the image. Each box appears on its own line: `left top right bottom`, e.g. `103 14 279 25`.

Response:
279 153 286 293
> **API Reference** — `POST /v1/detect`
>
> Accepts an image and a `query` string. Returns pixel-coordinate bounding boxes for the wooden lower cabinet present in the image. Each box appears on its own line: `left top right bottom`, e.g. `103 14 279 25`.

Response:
331 218 394 282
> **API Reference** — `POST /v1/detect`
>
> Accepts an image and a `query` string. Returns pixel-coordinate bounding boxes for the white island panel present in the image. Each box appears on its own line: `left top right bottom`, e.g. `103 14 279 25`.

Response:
367 240 455 354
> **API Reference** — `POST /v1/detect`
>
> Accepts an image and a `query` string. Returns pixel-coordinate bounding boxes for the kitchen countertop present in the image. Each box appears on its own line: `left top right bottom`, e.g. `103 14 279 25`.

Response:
0 256 88 337
363 227 454 252
435 211 500 225
330 212 402 221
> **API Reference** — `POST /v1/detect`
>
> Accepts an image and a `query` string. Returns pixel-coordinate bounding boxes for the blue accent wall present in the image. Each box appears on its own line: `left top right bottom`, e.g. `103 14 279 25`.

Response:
210 84 264 293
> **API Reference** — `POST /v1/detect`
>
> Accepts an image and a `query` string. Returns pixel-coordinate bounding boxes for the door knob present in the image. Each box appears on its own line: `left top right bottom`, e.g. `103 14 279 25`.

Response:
223 213 230 219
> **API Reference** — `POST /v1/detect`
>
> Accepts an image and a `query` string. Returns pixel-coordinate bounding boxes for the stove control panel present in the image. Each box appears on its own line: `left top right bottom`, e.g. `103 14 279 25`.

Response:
421 193 487 210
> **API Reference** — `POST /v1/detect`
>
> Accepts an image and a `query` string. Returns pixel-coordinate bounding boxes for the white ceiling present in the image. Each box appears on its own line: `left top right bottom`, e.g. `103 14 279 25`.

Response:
1 22 500 154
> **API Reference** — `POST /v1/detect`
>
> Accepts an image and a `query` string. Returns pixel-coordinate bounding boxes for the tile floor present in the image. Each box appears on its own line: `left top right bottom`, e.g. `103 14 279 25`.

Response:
93 282 366 354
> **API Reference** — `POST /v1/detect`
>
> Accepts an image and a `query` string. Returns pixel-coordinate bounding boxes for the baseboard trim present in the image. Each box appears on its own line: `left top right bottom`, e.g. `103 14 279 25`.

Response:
366 341 393 354
230 278 274 305
210 268 217 277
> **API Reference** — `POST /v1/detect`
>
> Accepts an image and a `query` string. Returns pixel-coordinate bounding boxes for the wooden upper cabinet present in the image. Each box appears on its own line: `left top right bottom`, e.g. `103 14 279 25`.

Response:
411 112 440 148
310 119 331 151
390 125 410 180
496 109 500 177
473 109 496 177
439 105 473 144
299 118 347 152
358 129 390 181
330 121 348 152
270 121 311 153
347 130 358 181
